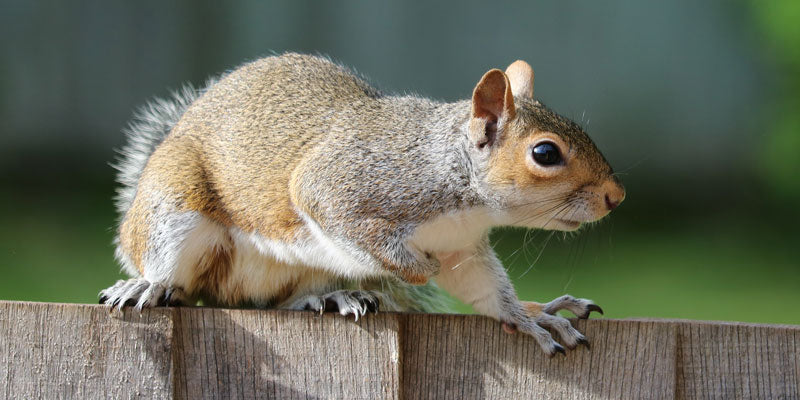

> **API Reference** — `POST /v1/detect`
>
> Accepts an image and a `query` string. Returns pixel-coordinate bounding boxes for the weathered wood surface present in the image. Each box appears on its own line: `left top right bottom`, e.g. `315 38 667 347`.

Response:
0 301 798 399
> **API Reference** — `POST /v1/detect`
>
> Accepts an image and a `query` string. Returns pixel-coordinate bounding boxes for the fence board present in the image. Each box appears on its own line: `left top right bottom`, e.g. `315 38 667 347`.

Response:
0 302 174 399
0 301 798 399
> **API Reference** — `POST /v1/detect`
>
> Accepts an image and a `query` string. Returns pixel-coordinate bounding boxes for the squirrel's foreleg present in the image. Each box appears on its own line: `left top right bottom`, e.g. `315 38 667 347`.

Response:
433 236 592 356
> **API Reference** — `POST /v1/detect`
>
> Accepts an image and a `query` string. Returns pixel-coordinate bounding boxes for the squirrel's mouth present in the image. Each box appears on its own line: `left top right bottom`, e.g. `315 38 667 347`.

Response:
552 218 582 231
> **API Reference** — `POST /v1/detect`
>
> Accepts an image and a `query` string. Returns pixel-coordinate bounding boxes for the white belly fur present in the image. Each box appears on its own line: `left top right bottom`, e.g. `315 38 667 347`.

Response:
410 207 510 254
191 207 507 303
229 212 380 283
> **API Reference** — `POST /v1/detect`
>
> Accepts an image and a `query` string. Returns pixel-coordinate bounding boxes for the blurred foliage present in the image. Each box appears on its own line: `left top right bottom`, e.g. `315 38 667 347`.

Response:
753 1 800 68
751 0 800 201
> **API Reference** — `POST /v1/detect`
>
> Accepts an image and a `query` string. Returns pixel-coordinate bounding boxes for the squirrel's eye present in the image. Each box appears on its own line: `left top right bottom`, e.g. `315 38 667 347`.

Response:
531 142 562 166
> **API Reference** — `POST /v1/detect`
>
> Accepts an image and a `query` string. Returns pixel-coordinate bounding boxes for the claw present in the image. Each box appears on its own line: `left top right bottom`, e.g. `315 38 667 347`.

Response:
587 304 604 316
550 343 566 357
365 297 379 313
163 288 185 307
357 299 367 316
293 290 379 320
576 336 590 350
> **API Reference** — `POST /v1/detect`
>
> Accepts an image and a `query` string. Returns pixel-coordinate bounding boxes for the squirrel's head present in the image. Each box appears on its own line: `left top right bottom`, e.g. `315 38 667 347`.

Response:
468 60 625 231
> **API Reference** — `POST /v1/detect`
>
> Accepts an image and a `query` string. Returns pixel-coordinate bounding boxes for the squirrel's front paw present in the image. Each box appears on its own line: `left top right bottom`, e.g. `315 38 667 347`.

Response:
531 295 603 319
508 312 589 357
503 295 603 356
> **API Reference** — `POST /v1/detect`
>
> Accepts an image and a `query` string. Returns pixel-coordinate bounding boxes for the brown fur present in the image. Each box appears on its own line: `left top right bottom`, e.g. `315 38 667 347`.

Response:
192 243 234 301
118 194 151 272
522 301 544 316
269 280 299 307
398 270 429 285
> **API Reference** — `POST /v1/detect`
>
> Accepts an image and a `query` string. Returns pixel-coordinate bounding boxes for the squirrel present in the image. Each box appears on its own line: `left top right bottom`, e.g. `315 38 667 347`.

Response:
100 53 625 356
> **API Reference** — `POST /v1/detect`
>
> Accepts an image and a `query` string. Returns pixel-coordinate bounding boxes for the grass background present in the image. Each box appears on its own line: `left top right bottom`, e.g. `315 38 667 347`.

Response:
2 188 797 324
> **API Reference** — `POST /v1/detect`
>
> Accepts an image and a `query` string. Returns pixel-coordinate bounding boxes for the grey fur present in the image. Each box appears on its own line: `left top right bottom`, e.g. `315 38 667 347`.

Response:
141 205 203 282
542 294 601 318
533 312 586 349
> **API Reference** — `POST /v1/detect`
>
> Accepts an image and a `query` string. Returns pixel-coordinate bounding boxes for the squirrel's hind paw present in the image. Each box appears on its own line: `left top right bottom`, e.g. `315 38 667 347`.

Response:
99 278 187 312
288 290 380 321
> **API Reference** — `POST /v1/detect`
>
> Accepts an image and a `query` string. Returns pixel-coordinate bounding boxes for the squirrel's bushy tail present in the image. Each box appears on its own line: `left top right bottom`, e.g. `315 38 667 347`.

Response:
113 79 217 216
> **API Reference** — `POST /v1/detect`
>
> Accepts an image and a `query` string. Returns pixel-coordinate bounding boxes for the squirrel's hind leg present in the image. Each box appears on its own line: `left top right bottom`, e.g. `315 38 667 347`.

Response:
283 290 381 320
113 185 231 310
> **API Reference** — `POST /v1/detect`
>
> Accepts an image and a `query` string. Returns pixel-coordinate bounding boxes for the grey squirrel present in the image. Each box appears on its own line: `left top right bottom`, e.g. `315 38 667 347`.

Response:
100 53 625 356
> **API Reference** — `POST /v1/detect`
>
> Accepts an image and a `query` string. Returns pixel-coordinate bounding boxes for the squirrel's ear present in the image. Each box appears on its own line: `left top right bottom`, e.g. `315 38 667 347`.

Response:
470 69 515 148
472 69 516 122
505 60 534 98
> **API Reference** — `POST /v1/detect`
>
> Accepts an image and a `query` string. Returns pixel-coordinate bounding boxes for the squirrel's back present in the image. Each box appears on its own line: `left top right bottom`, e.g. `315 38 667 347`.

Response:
117 53 385 236
115 54 379 216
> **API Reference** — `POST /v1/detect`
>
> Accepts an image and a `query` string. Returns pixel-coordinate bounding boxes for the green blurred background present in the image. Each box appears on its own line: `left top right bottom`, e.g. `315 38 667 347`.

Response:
1 1 798 324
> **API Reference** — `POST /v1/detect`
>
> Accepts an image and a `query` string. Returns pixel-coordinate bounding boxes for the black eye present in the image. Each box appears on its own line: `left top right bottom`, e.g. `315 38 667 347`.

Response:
531 142 562 166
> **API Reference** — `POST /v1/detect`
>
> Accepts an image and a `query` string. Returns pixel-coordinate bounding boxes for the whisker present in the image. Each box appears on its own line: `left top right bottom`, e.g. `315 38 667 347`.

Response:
615 154 651 174
497 195 573 211
520 198 578 228
449 250 480 270
519 231 555 279
490 194 589 280
507 199 575 227
513 200 578 279
503 199 573 271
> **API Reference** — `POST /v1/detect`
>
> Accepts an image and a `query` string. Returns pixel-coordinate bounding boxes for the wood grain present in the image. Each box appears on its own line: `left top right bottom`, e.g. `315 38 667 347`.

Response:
400 315 677 399
675 320 800 399
0 301 174 399
171 307 400 399
0 301 798 399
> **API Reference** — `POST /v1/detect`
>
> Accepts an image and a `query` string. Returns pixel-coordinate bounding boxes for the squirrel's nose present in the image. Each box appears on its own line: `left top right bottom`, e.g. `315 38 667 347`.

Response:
605 194 620 210
602 180 625 211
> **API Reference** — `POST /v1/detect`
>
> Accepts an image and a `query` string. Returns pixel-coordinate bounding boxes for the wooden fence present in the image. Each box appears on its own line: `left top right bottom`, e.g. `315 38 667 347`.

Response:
1 301 798 399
